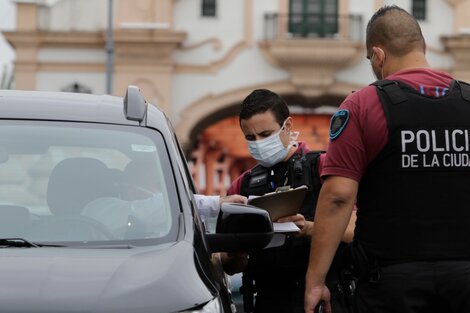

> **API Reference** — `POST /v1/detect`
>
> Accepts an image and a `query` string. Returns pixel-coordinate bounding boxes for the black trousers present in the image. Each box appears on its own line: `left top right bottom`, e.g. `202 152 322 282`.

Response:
254 283 305 313
355 260 470 313
253 280 351 313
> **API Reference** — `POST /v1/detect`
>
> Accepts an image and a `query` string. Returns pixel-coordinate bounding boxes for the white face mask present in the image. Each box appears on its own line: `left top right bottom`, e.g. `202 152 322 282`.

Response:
247 120 299 168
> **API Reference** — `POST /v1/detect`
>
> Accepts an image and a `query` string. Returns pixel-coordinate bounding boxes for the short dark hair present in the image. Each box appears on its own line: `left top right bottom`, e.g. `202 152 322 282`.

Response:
239 89 290 126
366 5 425 56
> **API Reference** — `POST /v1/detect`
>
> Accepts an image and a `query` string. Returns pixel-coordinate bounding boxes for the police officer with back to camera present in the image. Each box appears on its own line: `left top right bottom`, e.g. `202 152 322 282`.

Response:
222 89 356 313
305 5 470 313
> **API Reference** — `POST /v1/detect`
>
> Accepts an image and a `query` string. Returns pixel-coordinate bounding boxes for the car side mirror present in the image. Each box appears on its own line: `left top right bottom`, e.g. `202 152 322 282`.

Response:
206 203 273 253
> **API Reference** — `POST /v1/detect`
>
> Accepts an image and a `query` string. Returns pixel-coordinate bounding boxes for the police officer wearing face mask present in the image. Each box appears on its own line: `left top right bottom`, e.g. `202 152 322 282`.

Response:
223 89 356 313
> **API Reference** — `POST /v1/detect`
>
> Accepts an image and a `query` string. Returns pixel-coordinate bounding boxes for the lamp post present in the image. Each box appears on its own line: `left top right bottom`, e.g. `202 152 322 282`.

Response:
105 0 114 95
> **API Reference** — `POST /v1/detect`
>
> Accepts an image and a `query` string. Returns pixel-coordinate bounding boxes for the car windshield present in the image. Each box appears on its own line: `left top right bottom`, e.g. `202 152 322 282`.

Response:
0 120 179 246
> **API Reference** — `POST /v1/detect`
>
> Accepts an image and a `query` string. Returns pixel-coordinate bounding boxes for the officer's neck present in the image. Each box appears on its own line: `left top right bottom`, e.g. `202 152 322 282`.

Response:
384 51 430 78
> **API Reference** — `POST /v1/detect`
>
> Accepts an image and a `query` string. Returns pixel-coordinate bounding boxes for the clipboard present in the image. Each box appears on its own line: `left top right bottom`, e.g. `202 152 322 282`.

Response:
248 185 308 221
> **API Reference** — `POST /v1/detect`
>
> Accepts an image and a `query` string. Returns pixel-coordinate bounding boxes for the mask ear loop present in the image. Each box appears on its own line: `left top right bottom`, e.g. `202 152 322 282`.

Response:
279 118 299 149
289 131 300 148
376 47 386 79
280 118 289 131
370 48 386 80
381 61 385 80
277 118 290 142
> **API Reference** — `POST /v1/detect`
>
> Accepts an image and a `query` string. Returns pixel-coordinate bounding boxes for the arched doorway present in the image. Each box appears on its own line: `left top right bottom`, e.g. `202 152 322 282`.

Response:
184 91 346 195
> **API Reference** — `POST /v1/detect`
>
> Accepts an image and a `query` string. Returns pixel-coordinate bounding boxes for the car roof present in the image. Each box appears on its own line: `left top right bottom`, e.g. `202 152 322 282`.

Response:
0 89 167 126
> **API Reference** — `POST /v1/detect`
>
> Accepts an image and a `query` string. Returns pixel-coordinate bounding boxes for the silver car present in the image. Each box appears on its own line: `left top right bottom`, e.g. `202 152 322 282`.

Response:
0 87 273 313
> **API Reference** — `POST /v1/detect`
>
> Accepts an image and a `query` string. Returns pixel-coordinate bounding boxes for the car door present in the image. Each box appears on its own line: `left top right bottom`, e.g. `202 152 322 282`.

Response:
166 120 235 313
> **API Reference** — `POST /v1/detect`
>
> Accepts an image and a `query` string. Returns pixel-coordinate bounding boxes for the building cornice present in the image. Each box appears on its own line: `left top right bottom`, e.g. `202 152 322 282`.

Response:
5 28 186 48
442 34 470 82
259 39 362 97
4 31 105 49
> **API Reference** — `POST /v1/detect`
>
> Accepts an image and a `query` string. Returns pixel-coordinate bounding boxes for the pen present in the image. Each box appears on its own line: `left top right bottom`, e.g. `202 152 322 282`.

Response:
270 170 277 190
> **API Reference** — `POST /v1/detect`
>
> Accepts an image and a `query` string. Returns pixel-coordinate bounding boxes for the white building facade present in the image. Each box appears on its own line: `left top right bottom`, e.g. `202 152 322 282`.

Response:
5 0 470 193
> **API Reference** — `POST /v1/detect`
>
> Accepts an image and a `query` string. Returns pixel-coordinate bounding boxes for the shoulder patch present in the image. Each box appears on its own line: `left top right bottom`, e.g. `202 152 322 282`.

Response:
329 109 350 140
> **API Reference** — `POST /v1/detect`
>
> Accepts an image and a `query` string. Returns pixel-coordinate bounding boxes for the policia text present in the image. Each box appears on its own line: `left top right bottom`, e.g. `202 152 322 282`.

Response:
401 129 470 168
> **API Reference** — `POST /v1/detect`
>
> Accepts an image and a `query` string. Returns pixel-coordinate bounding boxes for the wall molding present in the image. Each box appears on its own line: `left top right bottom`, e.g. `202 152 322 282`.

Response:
174 0 253 74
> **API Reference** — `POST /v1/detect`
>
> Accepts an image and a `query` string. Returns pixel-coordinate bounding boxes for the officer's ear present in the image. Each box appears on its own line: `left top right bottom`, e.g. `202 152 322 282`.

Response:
372 46 386 67
284 116 293 132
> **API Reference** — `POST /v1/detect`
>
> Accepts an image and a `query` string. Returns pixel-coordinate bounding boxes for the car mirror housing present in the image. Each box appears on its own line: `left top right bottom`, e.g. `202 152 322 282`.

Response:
206 203 273 253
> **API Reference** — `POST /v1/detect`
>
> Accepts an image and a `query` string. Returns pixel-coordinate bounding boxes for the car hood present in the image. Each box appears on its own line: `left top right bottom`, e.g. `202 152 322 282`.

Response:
0 241 214 313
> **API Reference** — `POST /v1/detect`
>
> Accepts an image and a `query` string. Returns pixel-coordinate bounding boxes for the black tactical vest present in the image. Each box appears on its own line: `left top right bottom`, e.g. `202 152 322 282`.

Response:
356 79 470 261
240 149 323 280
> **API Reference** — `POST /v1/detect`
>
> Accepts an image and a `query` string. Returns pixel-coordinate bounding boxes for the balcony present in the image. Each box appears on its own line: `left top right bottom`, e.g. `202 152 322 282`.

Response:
442 34 470 82
259 13 363 97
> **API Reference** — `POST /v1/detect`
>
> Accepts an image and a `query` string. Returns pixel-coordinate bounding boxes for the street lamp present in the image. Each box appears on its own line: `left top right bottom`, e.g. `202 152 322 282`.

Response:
105 0 114 95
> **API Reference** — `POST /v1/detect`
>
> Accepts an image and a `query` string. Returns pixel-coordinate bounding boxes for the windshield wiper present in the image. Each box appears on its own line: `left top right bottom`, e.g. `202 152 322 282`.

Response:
0 238 39 248
35 243 68 247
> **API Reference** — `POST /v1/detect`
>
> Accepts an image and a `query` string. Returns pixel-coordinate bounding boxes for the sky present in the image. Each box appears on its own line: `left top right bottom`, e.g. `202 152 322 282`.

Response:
0 0 16 87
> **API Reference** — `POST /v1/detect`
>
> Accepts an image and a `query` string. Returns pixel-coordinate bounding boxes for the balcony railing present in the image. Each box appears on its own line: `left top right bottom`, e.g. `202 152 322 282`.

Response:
264 13 363 42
